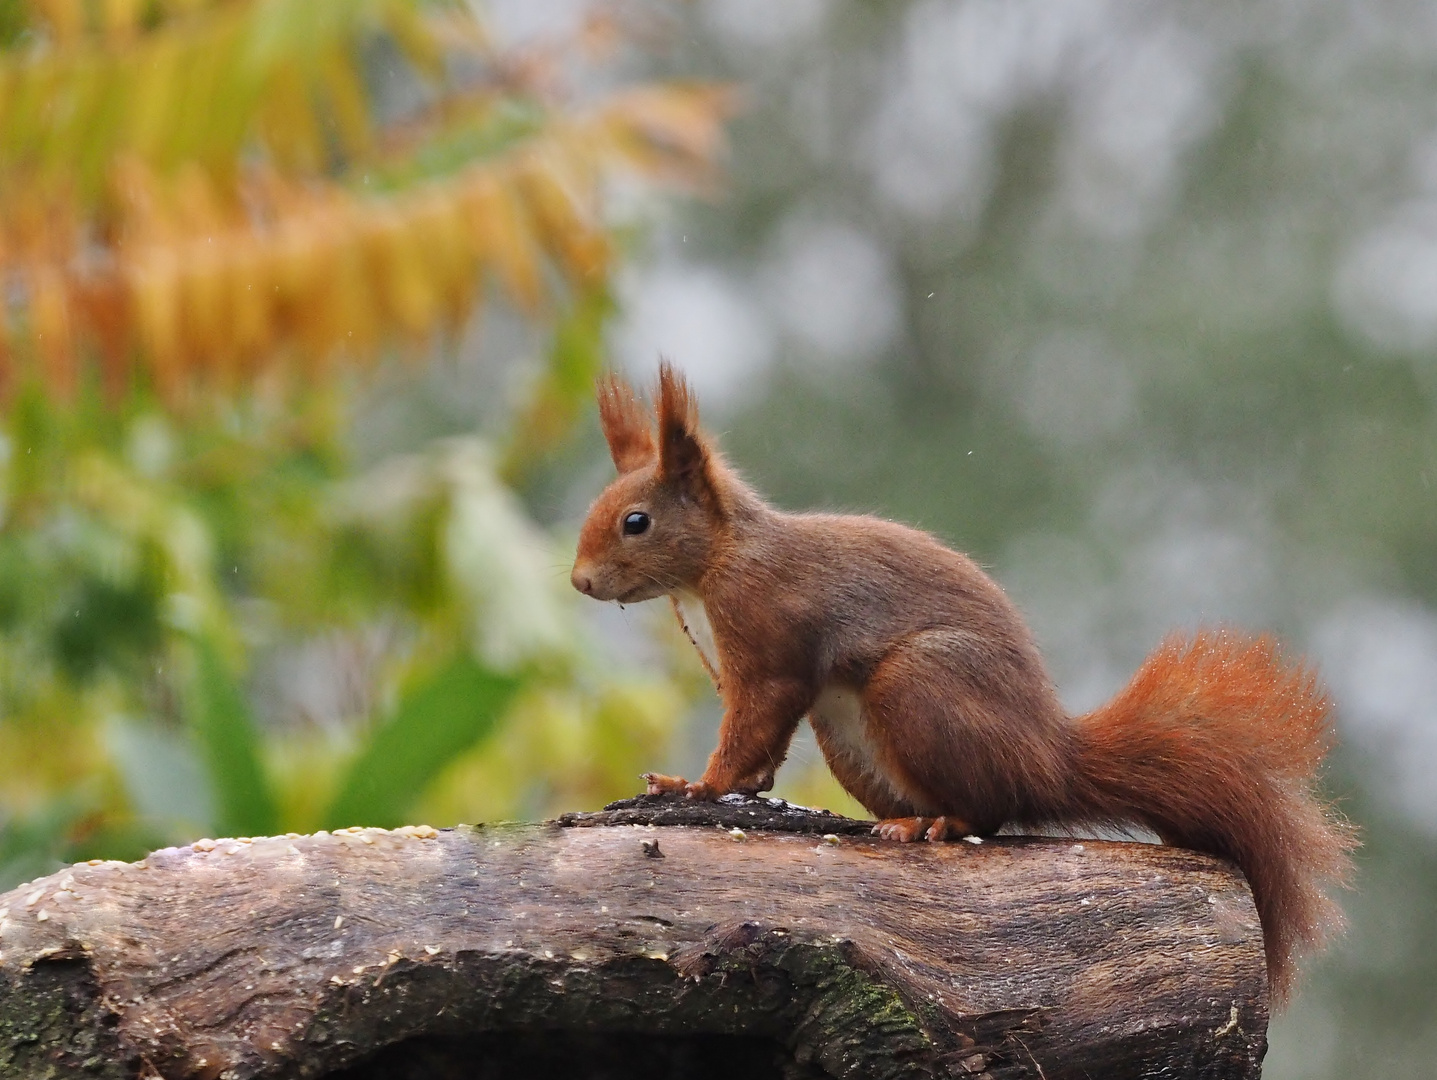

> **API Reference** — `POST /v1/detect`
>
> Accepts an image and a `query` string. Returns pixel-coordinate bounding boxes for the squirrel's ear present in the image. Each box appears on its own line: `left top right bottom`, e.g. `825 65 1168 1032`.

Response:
596 372 656 474
656 360 712 497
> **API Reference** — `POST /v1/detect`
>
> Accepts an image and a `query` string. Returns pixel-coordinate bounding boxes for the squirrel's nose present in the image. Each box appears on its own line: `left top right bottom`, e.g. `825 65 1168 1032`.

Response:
571 568 594 595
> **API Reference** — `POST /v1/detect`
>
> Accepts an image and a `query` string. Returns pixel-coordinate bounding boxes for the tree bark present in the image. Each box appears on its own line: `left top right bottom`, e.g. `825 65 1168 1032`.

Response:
0 794 1268 1079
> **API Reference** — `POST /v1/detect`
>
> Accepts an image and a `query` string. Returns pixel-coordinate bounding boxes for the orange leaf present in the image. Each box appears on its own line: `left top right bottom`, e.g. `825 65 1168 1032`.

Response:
125 248 184 398
29 265 77 398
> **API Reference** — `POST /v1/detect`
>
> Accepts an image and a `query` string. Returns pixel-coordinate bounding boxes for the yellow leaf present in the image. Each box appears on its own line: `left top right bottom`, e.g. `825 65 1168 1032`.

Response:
32 0 85 46
100 0 143 43
596 85 738 187
460 172 540 311
319 46 374 160
362 206 435 338
516 156 607 284
257 61 325 173
324 226 379 361
271 213 322 340
126 33 184 163
381 0 444 80
125 248 184 397
228 235 273 367
409 191 478 328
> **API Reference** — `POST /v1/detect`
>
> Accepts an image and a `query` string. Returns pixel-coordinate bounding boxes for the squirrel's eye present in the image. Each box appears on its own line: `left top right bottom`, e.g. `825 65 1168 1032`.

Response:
622 511 650 536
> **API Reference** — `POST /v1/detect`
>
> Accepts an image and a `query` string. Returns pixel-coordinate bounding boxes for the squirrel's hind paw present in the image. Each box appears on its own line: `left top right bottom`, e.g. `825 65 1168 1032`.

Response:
924 815 971 842
873 816 973 842
873 817 932 843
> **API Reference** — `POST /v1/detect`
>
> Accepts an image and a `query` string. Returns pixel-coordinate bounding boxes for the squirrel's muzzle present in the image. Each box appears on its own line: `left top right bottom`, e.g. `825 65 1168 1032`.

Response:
571 567 595 596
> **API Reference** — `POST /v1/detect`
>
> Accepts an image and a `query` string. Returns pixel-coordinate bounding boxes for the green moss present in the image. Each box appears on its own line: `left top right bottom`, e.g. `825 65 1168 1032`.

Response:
0 960 125 1079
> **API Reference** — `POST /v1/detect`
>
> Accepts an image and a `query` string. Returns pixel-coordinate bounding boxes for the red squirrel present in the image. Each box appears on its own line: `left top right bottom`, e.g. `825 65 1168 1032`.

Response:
570 362 1354 1003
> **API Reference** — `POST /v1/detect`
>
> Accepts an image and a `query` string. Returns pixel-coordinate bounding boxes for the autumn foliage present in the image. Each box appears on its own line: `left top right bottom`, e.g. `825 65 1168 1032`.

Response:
0 0 732 398
0 2 729 886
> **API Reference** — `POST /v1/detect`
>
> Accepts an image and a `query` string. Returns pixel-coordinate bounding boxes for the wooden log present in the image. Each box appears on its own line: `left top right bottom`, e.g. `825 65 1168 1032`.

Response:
0 795 1268 1080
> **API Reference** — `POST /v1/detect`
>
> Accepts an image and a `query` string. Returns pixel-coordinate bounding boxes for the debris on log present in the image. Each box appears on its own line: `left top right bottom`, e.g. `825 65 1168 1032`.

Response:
0 794 1269 1079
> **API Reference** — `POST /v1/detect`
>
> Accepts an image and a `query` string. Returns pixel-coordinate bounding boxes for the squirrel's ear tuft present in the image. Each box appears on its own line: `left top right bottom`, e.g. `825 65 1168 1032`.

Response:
596 372 656 474
656 360 712 496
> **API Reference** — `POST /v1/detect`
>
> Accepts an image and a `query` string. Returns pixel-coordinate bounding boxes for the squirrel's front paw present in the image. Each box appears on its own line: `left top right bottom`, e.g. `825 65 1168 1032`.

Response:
680 780 722 801
643 772 690 796
642 773 723 800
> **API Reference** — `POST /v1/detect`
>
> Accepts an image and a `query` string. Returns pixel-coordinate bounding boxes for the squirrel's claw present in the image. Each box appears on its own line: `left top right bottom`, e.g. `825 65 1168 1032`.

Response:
873 815 972 842
924 815 971 842
872 817 932 842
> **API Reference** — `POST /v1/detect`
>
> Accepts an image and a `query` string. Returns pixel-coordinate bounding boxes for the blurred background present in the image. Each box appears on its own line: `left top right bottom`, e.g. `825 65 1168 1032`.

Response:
0 1 1432 1075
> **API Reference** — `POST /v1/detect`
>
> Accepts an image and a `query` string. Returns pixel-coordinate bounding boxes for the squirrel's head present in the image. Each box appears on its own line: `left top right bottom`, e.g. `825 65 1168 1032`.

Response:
571 362 723 603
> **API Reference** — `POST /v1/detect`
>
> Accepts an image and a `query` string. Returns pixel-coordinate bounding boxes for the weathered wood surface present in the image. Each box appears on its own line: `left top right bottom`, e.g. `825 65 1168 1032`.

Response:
0 794 1268 1080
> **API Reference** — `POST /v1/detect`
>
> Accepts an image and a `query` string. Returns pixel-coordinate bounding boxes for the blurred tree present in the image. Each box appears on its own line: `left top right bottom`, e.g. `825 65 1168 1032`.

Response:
0 0 731 887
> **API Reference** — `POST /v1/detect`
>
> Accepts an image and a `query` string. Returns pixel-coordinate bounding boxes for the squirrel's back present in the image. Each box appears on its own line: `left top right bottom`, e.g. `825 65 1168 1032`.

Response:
714 509 1059 691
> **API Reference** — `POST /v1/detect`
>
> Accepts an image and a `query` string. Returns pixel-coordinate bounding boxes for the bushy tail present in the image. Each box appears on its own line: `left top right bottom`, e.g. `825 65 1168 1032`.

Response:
1068 631 1356 1004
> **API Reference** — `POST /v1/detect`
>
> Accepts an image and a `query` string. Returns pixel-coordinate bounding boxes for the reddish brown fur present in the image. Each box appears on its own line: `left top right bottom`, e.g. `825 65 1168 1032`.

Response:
596 373 656 474
1064 633 1356 1000
571 362 1355 1005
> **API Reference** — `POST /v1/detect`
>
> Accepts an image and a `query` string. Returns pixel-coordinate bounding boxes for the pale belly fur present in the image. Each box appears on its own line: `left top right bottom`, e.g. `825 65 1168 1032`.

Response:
675 592 917 811
808 683 913 811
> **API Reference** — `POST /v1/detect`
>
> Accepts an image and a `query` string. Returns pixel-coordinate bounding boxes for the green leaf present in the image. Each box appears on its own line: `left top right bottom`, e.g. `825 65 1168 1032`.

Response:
501 286 614 479
551 287 613 397
0 792 95 892
189 635 280 838
323 652 518 830
362 99 549 193
105 714 216 836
